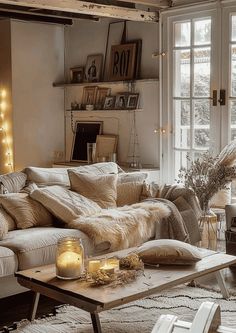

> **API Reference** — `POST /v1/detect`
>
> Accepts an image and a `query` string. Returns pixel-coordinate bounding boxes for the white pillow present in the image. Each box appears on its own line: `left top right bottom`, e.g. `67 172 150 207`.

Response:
0 193 53 229
24 167 70 187
0 172 27 193
68 170 118 209
137 239 202 265
116 172 148 207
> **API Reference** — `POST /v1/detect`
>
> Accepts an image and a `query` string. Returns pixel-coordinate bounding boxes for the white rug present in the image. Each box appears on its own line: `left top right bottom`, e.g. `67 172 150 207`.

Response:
16 285 236 333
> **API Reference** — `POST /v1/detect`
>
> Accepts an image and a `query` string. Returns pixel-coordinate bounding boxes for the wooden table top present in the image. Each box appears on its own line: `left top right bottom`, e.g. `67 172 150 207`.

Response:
15 248 236 312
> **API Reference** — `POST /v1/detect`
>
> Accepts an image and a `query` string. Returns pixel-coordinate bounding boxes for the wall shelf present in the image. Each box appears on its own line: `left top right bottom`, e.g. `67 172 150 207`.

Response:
66 109 143 113
53 78 159 88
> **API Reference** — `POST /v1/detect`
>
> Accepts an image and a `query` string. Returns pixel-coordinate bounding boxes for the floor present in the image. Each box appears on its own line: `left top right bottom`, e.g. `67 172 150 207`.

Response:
1 236 236 329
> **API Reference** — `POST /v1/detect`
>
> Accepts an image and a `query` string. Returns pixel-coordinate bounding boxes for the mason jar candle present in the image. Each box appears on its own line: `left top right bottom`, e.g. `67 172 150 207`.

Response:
56 237 84 280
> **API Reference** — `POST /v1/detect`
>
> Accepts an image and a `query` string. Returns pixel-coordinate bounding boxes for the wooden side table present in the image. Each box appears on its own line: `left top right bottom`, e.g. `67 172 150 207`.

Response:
199 211 218 250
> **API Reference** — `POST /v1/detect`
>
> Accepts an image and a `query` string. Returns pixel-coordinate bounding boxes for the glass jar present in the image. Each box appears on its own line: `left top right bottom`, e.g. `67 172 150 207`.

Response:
56 237 84 280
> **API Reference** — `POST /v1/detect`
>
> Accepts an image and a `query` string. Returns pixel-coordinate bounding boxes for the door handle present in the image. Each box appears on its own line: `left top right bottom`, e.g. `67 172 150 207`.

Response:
218 89 226 105
211 90 217 106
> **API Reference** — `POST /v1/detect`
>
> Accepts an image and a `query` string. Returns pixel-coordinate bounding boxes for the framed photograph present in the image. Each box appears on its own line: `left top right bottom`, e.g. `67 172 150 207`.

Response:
115 93 128 109
95 87 111 109
127 93 139 109
84 54 103 82
95 135 118 161
108 43 137 81
70 66 84 83
103 96 116 110
71 121 103 162
82 86 98 106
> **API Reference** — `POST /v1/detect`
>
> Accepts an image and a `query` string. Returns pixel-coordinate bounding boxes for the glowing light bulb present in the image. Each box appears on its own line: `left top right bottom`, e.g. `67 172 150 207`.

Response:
0 101 7 111
2 139 6 143
1 90 7 98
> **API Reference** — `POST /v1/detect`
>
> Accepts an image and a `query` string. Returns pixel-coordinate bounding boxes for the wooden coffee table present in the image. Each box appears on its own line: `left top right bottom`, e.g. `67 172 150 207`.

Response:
15 248 236 333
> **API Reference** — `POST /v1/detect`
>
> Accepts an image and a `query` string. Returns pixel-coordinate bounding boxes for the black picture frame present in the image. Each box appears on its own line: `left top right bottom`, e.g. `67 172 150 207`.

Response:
71 121 103 162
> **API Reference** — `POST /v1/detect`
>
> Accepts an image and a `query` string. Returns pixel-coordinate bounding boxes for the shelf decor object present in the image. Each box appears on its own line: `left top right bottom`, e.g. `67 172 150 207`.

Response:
84 54 103 83
127 111 141 168
109 43 137 81
70 66 84 83
56 237 84 280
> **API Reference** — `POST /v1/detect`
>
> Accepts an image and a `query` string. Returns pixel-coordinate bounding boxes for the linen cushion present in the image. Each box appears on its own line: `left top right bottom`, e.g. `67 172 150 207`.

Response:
68 170 118 208
0 193 53 229
137 239 202 265
76 162 120 175
173 196 201 244
1 227 93 270
0 172 27 193
30 185 101 223
0 206 15 239
24 167 70 187
117 172 148 206
0 246 18 276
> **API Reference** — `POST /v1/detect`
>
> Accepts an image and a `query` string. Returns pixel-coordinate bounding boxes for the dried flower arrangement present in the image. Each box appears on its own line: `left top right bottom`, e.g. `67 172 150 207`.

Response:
88 254 144 287
178 140 236 212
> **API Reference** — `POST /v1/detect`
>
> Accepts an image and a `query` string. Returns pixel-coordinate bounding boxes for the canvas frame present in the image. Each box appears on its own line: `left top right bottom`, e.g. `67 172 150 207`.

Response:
95 134 118 161
84 54 103 83
71 121 103 162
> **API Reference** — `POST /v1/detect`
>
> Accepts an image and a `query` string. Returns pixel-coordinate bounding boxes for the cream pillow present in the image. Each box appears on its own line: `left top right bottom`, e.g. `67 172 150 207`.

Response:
117 172 148 207
0 193 53 229
0 206 13 239
30 185 101 224
0 172 27 193
137 239 202 265
68 170 118 208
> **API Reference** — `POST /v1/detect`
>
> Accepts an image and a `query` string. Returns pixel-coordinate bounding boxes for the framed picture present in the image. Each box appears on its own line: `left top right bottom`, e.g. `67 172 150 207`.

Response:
127 93 139 109
82 86 98 106
95 87 111 109
70 66 84 83
84 54 103 82
108 43 137 81
95 135 118 161
103 96 116 110
115 93 128 109
71 121 103 162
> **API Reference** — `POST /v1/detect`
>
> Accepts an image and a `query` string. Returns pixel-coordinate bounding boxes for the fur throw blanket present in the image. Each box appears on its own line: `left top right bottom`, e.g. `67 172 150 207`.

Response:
68 201 170 251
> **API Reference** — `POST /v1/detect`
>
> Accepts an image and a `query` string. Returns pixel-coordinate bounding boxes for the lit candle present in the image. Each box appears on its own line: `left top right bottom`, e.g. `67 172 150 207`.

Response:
88 260 101 273
56 251 82 279
106 258 120 272
100 262 115 274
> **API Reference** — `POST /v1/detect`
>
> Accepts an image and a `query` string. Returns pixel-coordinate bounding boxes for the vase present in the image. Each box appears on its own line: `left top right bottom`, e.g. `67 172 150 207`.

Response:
199 202 217 250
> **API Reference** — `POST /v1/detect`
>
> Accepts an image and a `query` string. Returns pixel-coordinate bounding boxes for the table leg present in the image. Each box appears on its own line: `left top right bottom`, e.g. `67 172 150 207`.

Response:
28 292 40 321
91 312 102 333
215 270 229 299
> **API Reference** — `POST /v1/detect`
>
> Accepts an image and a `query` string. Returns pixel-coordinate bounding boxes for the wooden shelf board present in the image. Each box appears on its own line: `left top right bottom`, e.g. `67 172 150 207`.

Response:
53 78 159 88
65 109 143 113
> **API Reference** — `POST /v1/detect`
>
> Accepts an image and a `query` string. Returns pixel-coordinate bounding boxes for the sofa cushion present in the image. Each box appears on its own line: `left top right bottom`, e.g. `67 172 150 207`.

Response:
0 193 53 229
30 186 101 223
24 163 120 188
0 246 18 276
117 172 148 207
0 172 27 193
68 170 118 208
0 206 15 240
1 227 94 270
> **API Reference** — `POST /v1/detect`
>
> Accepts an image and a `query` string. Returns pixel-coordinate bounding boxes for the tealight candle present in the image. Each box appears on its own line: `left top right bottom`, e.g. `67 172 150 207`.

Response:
88 260 101 273
106 258 120 272
100 263 115 274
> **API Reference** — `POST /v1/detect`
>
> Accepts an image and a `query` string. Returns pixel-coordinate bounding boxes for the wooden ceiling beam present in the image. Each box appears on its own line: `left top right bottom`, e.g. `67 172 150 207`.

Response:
115 0 170 8
0 0 158 22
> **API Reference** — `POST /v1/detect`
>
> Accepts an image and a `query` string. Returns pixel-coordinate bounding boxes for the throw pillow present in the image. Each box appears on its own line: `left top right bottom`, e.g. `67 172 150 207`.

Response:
24 167 70 187
0 172 27 193
75 162 120 175
68 170 118 208
137 239 202 265
0 206 13 239
117 172 148 207
0 193 53 229
30 185 101 224
173 196 201 244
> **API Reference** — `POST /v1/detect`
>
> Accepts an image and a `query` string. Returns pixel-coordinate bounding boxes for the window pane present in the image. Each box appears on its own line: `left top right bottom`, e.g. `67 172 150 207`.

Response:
174 100 191 149
175 150 189 178
193 99 210 149
231 46 236 96
232 15 236 42
174 49 190 97
193 47 211 97
230 101 236 140
194 19 211 45
174 21 190 47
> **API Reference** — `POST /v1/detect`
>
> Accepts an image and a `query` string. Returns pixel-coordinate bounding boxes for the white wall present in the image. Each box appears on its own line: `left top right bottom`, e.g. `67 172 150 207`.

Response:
64 19 160 167
11 20 65 169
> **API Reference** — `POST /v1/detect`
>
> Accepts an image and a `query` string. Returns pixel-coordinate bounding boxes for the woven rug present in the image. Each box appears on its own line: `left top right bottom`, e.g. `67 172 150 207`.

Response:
14 284 236 333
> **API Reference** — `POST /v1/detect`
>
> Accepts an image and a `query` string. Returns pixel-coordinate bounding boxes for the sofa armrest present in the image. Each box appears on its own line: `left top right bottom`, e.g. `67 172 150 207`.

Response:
225 204 236 230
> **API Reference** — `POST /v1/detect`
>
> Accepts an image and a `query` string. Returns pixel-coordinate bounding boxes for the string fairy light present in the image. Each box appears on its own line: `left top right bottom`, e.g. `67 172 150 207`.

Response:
0 89 13 171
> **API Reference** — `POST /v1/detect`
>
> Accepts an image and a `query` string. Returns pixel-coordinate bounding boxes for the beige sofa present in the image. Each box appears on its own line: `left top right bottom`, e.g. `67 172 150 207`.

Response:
0 162 201 298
